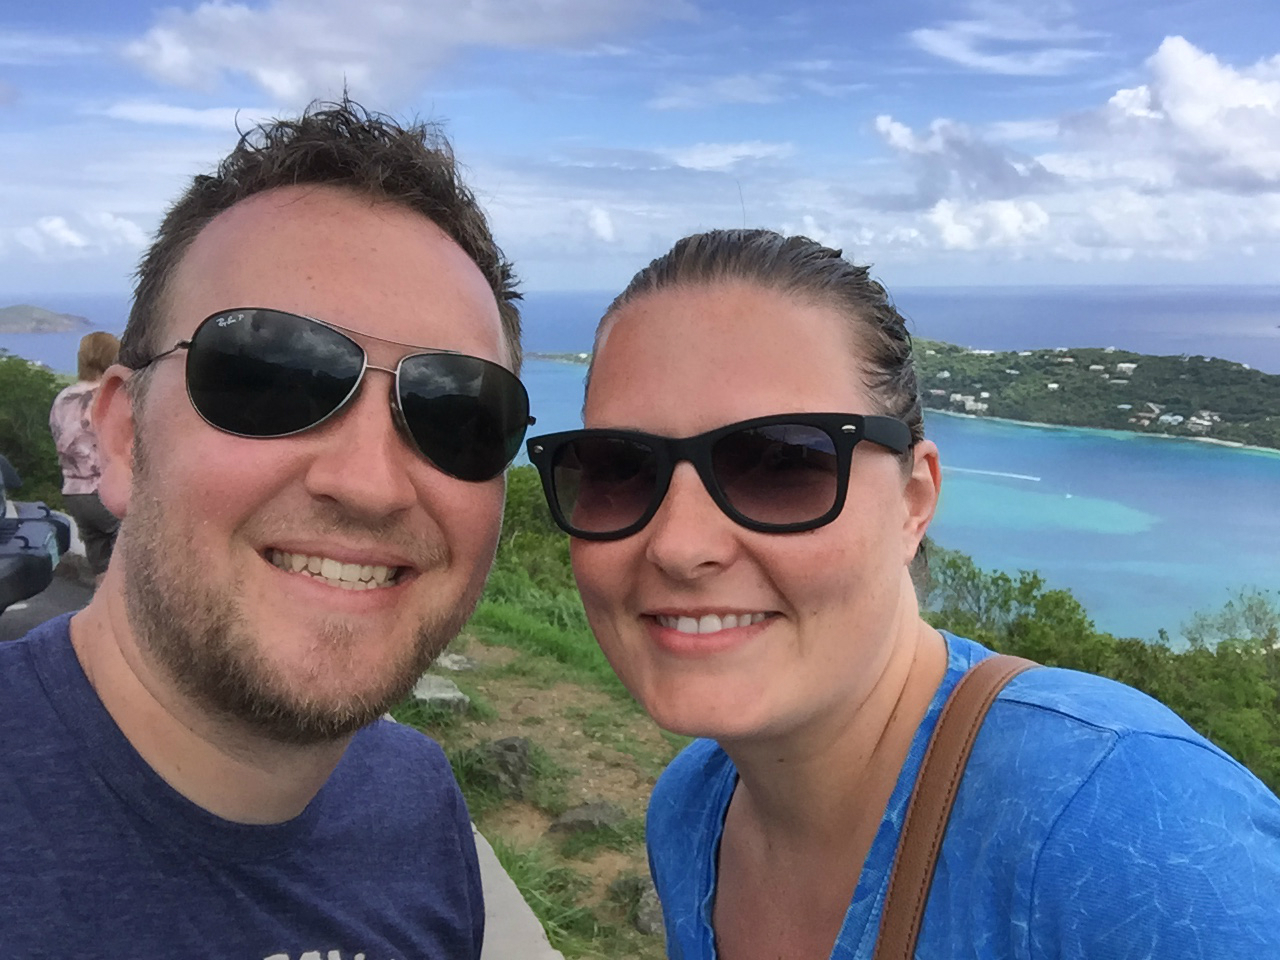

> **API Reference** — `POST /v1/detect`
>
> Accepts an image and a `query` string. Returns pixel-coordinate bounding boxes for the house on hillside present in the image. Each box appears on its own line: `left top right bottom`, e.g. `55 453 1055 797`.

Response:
1116 362 1138 376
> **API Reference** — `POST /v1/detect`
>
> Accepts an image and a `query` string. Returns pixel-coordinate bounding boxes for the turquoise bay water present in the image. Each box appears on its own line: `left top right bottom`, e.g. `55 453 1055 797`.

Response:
520 359 1280 642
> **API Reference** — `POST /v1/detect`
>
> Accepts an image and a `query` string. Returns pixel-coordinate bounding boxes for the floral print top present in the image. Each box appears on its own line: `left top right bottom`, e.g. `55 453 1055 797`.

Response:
49 381 101 495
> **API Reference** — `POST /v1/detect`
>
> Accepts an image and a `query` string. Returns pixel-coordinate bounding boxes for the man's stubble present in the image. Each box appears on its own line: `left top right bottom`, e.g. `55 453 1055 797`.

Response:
121 425 482 745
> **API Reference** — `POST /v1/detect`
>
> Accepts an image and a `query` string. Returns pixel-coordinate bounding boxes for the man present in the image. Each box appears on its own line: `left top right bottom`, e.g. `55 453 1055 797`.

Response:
0 100 532 958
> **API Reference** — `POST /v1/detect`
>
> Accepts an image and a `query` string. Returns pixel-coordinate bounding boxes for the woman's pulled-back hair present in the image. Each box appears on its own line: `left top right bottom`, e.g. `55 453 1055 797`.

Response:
597 229 924 446
77 331 121 382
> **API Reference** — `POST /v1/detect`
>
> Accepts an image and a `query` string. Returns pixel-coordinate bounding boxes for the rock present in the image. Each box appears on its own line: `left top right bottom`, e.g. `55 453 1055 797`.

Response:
411 674 470 712
548 800 626 835
608 874 664 937
434 652 477 672
634 883 663 936
474 737 534 800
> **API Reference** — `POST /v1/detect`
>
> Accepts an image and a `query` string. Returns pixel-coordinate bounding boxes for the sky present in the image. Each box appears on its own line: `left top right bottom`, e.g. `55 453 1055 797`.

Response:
4 0 1280 297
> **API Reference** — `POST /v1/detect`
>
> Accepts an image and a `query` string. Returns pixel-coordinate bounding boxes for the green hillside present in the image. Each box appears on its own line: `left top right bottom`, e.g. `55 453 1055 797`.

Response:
915 340 1280 450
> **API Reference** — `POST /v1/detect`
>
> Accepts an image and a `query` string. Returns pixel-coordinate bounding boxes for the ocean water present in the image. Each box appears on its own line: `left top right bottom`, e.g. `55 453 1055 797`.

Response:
4 287 1278 639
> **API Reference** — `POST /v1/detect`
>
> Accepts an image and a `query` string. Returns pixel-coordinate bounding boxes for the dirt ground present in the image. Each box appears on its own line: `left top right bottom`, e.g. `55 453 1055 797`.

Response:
406 635 682 958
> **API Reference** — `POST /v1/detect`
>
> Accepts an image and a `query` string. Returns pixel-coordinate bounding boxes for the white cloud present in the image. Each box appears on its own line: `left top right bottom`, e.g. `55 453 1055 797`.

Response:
662 141 793 171
872 114 1062 206
84 212 150 249
926 198 1050 250
125 0 693 103
985 119 1060 142
1065 36 1280 191
36 217 88 249
648 73 783 110
11 212 151 259
910 0 1102 76
586 205 616 242
0 32 97 66
15 217 88 255
100 101 278 130
844 36 1280 271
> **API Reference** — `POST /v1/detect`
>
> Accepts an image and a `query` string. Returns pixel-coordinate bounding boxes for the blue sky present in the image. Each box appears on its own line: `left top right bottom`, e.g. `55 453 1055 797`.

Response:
4 0 1280 297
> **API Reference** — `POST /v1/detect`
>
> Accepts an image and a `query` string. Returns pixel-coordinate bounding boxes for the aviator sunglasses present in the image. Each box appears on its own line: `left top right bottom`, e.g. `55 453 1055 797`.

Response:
134 308 534 482
526 413 913 540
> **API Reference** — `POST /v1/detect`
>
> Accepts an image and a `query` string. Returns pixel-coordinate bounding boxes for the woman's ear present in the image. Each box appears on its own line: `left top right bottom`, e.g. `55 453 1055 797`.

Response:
902 439 941 565
93 365 137 519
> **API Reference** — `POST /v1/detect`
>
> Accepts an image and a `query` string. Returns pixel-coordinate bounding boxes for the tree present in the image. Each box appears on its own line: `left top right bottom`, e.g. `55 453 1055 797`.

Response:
0 353 64 507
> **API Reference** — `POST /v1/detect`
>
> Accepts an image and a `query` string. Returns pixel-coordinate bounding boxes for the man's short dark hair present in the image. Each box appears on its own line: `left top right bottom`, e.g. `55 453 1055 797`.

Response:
120 97 521 373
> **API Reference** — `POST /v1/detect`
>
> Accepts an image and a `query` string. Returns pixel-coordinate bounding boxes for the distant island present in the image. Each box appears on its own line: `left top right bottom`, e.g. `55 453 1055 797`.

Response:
0 304 93 333
530 342 1280 452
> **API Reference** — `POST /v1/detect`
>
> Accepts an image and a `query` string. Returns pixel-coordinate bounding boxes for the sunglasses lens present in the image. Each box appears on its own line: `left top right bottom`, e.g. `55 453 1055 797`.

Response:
398 354 531 482
552 436 659 535
712 423 839 526
187 310 363 437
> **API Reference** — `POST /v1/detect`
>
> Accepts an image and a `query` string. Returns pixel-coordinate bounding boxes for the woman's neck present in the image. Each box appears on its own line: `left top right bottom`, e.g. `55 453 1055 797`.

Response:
719 617 948 849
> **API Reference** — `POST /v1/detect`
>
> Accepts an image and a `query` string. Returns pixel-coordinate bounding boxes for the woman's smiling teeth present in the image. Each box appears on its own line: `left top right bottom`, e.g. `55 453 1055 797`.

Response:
268 549 400 590
655 612 770 635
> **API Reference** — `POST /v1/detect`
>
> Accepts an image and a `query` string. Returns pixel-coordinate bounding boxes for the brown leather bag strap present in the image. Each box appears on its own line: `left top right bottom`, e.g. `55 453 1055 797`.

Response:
872 654 1038 960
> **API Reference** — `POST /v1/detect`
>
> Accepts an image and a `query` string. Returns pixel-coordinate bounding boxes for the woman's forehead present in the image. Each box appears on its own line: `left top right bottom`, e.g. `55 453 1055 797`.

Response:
586 281 877 426
596 282 865 366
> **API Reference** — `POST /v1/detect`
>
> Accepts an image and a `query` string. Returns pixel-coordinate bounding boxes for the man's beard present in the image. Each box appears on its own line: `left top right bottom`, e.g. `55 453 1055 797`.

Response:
120 437 478 746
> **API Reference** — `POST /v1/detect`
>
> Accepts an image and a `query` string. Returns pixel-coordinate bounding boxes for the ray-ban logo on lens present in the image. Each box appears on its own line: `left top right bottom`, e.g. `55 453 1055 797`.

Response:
216 313 245 327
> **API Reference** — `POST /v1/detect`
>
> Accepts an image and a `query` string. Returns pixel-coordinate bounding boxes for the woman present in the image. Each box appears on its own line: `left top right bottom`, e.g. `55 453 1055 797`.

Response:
526 230 1280 958
49 331 122 580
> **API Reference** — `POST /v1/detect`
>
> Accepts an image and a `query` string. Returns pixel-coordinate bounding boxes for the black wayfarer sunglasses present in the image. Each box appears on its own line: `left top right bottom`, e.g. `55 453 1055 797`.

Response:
133 308 534 482
526 412 912 540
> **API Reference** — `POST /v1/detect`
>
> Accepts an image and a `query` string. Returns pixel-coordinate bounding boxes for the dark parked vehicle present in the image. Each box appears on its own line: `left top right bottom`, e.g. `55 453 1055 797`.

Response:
0 454 72 616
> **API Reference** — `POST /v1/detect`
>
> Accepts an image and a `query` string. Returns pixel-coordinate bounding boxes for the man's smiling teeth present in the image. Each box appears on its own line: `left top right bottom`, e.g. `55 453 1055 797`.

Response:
655 613 770 635
268 549 399 590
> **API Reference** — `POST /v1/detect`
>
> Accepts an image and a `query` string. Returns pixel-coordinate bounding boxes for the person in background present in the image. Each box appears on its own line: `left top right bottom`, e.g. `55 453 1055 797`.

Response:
1 99 532 958
49 330 123 580
526 228 1280 959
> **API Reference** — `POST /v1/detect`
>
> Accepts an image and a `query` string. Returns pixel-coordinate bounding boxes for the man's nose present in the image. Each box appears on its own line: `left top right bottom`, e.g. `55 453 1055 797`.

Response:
302 368 420 519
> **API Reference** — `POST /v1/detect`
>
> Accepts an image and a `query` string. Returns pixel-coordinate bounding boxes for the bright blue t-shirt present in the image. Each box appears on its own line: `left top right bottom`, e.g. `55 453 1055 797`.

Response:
646 632 1280 959
0 614 485 960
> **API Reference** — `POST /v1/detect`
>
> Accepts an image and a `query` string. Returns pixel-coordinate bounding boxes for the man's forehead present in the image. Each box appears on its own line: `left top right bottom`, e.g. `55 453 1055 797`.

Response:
159 185 506 361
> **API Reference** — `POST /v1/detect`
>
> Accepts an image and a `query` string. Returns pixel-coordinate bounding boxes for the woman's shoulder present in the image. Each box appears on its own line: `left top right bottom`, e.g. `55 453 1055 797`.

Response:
648 739 735 833
52 381 95 403
942 631 1220 751
652 738 733 799
944 632 1277 827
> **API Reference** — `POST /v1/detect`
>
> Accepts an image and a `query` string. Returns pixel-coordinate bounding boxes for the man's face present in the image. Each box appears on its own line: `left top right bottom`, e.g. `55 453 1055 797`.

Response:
105 185 510 743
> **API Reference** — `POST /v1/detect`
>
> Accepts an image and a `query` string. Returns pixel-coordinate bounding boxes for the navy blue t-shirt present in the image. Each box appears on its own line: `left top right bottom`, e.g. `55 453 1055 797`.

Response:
0 614 484 960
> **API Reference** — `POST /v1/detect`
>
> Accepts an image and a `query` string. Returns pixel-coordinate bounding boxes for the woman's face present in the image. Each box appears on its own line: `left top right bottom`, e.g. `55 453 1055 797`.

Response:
572 280 939 742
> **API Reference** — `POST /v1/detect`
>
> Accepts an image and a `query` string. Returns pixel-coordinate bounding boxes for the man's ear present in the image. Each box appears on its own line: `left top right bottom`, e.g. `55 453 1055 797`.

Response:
93 365 138 519
902 439 941 565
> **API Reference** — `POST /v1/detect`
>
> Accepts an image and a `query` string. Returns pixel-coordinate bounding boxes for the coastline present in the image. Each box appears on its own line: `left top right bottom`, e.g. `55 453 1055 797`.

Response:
926 407 1280 458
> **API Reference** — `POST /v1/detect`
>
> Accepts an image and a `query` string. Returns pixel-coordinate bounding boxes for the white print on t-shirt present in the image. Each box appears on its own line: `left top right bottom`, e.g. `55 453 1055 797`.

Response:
265 952 392 960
